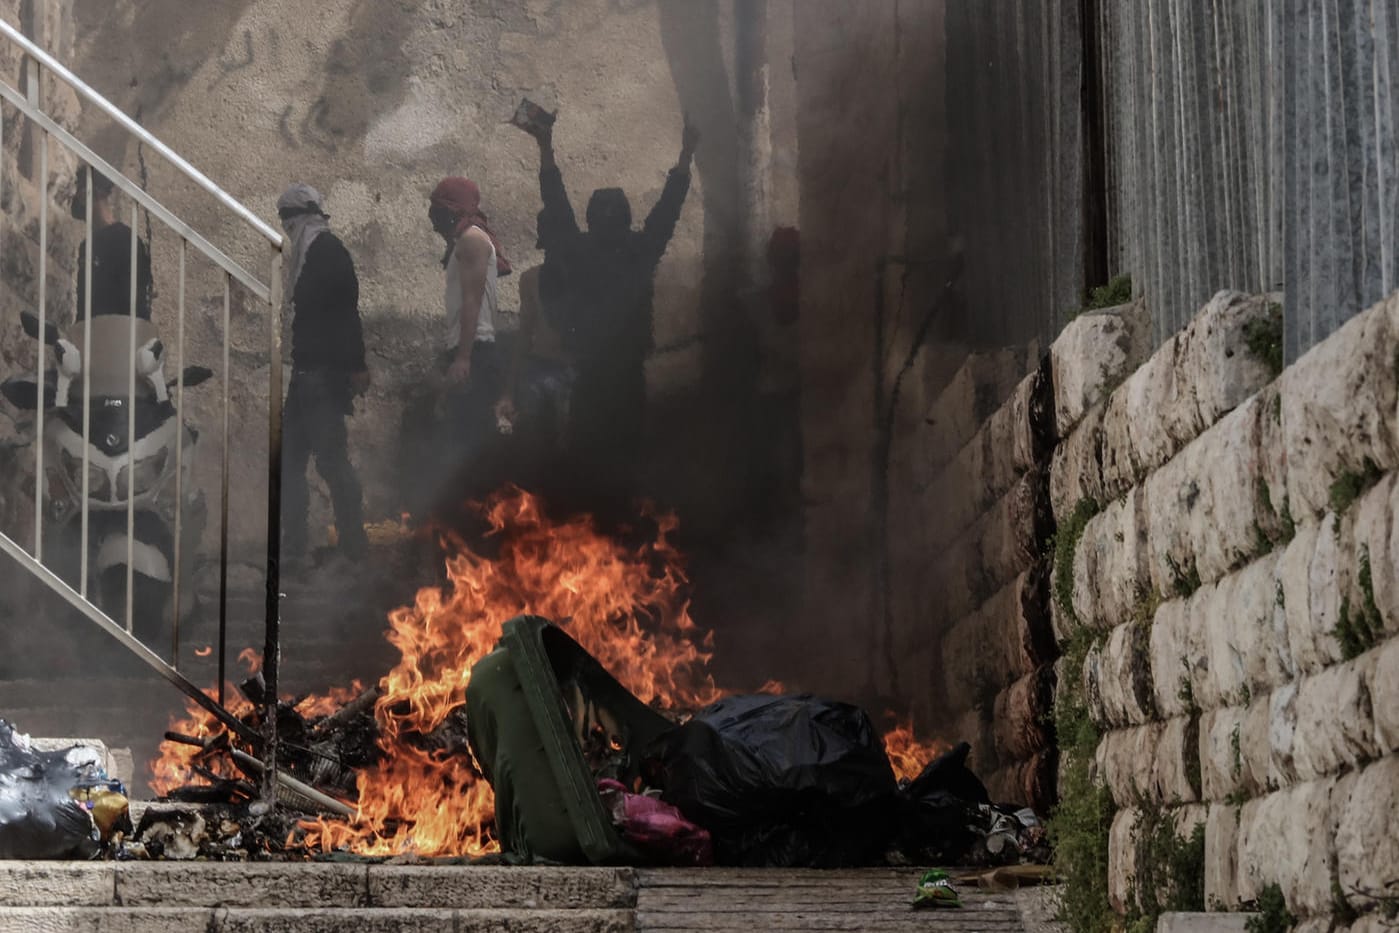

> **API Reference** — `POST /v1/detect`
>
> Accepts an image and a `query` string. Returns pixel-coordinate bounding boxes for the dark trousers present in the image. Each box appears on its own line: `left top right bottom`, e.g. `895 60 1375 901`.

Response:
282 370 366 559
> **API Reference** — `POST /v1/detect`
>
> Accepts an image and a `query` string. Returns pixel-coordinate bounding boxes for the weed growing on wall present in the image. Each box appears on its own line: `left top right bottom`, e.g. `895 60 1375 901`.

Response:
1329 457 1383 514
1125 804 1206 931
1244 302 1284 379
1245 884 1295 933
1066 274 1134 321
1049 628 1116 933
1052 498 1101 624
1333 546 1382 660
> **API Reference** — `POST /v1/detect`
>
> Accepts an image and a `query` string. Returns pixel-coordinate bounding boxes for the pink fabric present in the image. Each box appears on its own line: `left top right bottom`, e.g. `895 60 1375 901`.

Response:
597 779 713 867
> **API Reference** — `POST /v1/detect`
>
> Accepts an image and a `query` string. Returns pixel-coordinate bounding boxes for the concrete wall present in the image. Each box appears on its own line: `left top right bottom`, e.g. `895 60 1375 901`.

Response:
945 0 1399 358
55 0 802 565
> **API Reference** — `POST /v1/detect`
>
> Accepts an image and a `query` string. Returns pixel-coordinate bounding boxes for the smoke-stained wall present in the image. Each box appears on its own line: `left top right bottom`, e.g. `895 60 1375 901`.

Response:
64 0 800 571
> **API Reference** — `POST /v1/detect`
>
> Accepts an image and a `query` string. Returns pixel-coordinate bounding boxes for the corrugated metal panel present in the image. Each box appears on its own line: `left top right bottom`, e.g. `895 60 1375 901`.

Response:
942 0 1398 358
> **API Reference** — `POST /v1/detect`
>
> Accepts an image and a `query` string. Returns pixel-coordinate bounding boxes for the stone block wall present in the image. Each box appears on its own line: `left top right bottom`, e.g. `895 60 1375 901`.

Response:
1052 287 1399 926
918 300 1154 811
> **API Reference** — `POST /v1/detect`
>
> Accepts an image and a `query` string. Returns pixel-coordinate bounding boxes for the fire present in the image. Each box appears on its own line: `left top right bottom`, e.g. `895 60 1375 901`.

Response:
194 645 212 658
303 487 719 857
882 717 948 784
151 488 940 859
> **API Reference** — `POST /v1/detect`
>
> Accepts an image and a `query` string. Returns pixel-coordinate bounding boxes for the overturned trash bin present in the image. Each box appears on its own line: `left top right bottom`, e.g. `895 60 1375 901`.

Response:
466 615 677 864
0 718 130 859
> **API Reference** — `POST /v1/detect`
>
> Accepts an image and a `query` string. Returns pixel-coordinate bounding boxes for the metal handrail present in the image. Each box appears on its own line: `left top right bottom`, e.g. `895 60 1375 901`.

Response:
0 20 285 801
0 18 282 249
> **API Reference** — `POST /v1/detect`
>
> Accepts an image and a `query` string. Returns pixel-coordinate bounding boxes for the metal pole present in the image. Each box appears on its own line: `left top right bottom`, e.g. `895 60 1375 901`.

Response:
217 274 231 707
125 203 137 633
79 169 92 596
171 239 186 667
30 57 45 562
262 248 283 804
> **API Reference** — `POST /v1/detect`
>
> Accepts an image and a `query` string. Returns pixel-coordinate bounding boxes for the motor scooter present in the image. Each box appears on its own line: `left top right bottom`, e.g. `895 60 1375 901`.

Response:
1 310 210 644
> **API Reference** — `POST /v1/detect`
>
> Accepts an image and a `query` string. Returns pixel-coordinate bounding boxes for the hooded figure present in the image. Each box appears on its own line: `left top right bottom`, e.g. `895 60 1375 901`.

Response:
276 183 369 567
70 166 154 321
518 116 698 512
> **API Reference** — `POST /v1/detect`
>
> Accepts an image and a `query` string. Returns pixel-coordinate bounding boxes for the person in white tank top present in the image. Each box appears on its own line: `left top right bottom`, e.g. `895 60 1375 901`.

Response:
426 177 514 502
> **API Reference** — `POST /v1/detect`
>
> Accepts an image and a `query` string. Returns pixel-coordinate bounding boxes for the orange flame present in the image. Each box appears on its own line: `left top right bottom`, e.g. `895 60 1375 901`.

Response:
238 648 262 674
882 717 948 784
296 488 721 857
150 489 941 858
194 646 212 658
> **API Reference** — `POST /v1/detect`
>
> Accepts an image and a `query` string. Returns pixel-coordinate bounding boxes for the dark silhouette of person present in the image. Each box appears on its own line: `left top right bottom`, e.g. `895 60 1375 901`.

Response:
517 114 698 511
69 166 153 321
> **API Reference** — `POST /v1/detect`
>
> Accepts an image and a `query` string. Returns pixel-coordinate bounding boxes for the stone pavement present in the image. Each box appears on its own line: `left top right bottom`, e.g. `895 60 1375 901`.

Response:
0 861 1059 932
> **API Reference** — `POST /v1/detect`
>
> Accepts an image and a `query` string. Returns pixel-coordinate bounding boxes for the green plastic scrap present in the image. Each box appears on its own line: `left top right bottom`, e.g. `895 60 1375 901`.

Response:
912 869 963 909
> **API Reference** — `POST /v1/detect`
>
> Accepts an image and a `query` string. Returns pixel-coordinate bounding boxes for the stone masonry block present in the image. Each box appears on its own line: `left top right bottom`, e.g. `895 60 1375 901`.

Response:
1204 553 1290 709
1049 402 1105 521
1285 653 1380 784
929 471 1049 624
1096 718 1198 808
925 363 1053 549
1200 706 1249 802
1149 591 1209 720
1335 756 1399 917
1235 777 1339 914
1100 292 1279 502
1144 397 1268 598
923 347 1030 472
1072 487 1148 633
1050 297 1153 438
1281 291 1399 520
941 568 1053 706
1204 803 1242 910
1085 619 1157 728
1372 636 1399 755
1339 474 1399 641
991 665 1054 762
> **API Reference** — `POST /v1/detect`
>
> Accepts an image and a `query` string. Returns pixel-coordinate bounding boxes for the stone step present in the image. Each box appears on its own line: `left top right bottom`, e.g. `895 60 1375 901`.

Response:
0 862 638 911
0 907 632 932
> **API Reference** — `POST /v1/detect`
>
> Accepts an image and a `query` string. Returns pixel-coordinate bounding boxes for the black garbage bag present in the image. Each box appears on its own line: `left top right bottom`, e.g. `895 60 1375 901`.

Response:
644 694 901 867
895 741 990 863
0 719 109 859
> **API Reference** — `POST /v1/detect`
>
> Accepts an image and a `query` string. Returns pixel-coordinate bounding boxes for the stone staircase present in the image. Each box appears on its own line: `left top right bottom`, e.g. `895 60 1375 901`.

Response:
0 862 1044 932
0 862 637 932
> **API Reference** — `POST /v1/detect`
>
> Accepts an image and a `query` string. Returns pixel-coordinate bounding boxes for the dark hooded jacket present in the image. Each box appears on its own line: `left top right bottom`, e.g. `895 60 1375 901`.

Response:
536 163 690 370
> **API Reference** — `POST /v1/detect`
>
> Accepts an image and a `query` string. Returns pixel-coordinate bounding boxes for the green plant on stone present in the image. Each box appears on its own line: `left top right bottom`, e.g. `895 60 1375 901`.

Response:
1177 671 1200 717
1066 273 1134 321
1244 303 1284 379
1053 499 1101 624
1329 457 1383 514
1334 556 1382 661
1048 627 1116 933
1245 883 1294 933
1126 806 1206 930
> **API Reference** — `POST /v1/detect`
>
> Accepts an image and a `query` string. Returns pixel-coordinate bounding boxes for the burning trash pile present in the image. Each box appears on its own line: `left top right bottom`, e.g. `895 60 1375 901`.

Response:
111 489 1044 867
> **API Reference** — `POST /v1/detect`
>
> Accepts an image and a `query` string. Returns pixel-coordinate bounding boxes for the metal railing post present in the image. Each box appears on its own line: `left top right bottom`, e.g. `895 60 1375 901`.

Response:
79 169 92 596
125 203 137 633
171 238 186 666
29 55 45 562
262 247 283 804
217 273 231 707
